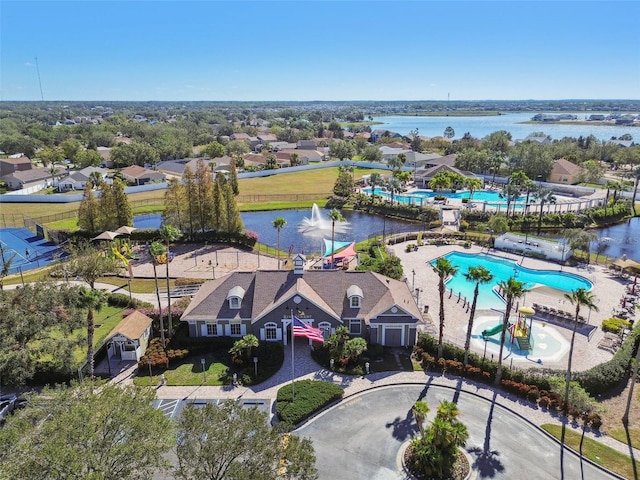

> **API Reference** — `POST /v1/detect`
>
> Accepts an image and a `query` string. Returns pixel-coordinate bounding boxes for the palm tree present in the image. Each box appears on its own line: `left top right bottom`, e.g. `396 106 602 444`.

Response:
412 401 430 439
563 289 598 415
534 188 556 234
432 258 458 358
495 277 528 385
631 166 640 215
272 217 287 268
369 172 382 205
466 177 483 205
159 224 182 335
387 177 401 205
78 286 106 380
149 241 168 346
463 266 494 366
328 209 345 268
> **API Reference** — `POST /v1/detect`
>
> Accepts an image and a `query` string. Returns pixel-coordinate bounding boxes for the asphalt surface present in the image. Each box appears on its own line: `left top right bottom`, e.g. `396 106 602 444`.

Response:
295 384 621 480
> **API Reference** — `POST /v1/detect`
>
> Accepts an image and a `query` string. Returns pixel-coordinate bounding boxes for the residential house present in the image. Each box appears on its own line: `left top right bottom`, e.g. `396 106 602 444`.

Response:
180 255 421 347
379 146 412 162
57 166 109 191
1 166 63 191
370 129 402 143
549 158 581 185
120 165 166 185
0 155 32 177
105 310 153 362
278 149 321 164
97 146 114 168
297 139 318 150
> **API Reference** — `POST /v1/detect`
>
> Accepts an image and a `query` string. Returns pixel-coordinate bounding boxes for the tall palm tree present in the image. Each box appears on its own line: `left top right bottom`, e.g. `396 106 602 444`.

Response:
463 266 494 366
159 224 182 335
432 258 458 358
149 241 168 346
466 177 483 205
412 401 430 439
78 286 106 380
369 172 382 205
630 166 640 216
272 217 287 268
495 277 527 385
534 187 556 234
328 209 345 268
387 177 401 205
563 289 598 415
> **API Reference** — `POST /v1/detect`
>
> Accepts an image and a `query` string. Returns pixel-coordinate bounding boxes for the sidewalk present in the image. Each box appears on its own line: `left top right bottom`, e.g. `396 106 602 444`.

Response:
110 339 640 461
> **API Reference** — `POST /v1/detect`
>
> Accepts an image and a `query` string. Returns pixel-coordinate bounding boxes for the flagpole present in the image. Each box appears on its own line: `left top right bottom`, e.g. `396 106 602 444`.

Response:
291 310 295 401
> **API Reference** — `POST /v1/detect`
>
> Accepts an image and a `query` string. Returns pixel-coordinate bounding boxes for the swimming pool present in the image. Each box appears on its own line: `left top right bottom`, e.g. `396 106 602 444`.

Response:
431 251 593 310
363 187 524 205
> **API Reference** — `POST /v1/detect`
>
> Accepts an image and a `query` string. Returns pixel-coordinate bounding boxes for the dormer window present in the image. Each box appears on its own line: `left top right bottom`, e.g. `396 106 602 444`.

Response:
346 284 363 309
227 285 245 310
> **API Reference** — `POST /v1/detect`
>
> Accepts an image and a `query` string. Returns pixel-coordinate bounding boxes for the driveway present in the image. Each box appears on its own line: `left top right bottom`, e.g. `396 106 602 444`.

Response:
295 384 620 480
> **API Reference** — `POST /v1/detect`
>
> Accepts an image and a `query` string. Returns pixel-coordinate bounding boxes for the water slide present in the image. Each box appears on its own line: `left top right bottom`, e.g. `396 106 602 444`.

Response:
482 323 503 337
112 247 129 266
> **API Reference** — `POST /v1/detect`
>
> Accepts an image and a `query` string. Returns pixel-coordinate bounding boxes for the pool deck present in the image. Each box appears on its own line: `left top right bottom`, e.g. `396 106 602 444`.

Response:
388 241 629 372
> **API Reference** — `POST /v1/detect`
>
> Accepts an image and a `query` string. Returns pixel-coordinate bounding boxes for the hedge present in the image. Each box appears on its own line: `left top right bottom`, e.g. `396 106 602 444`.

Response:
276 380 344 426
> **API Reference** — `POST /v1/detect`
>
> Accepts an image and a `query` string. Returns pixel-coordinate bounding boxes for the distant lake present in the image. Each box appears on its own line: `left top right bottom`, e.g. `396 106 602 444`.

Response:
372 112 638 142
592 217 640 262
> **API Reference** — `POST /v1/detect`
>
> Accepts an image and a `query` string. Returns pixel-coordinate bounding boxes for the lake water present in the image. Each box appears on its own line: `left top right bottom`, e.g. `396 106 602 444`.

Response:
134 211 640 261
134 209 418 255
372 112 637 142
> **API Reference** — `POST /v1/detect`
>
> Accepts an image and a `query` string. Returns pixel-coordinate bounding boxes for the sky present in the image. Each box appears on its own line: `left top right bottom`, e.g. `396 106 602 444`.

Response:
1 0 639 102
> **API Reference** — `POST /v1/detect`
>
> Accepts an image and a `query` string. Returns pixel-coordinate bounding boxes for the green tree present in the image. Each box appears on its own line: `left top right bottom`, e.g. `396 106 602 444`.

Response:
562 289 598 427
368 172 383 205
408 400 468 479
163 177 187 232
226 139 250 157
194 159 214 233
38 145 64 167
465 177 483 205
443 126 455 139
222 181 244 238
0 282 84 385
159 224 182 335
78 181 100 233
329 139 355 161
182 166 197 239
495 277 528 385
361 144 382 163
202 140 226 159
60 138 82 161
65 241 120 289
432 258 458 358
110 142 159 168
75 148 102 168
273 217 287 268
0 382 174 480
328 208 345 267
289 152 301 166
463 266 494 366
77 286 106 380
212 173 227 232
175 400 317 480
429 171 453 191
228 157 239 195
386 177 402 205
97 180 118 231
149 241 168 346
112 177 133 228
577 159 606 184
229 334 260 363
333 167 354 197
412 401 430 439
533 187 556 234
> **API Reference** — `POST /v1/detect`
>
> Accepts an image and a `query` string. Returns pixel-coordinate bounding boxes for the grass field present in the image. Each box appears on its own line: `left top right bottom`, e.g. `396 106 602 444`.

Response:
542 424 640 479
0 166 387 224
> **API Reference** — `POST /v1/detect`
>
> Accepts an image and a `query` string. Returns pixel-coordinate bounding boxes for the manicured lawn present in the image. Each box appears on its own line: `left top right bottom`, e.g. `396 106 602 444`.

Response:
608 426 640 452
133 353 231 387
542 424 640 480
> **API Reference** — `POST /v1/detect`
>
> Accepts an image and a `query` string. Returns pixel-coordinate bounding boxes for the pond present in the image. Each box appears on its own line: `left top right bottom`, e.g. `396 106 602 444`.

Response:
134 206 418 255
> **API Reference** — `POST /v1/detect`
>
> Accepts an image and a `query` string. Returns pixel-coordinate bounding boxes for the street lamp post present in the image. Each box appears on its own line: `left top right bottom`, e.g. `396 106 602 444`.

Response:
412 269 416 292
253 357 258 377
483 336 488 364
201 358 206 383
147 358 153 384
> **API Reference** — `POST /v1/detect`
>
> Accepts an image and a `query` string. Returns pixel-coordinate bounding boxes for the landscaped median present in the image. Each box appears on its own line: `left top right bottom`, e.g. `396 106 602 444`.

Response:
276 380 344 428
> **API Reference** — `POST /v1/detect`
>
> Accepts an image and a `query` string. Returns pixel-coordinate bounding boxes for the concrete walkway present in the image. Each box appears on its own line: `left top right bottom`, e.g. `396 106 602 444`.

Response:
110 338 640 463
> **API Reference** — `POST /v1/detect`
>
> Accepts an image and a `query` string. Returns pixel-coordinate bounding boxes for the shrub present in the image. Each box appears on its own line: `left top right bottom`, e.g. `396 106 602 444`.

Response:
276 380 344 425
576 325 640 395
601 317 631 334
107 292 144 308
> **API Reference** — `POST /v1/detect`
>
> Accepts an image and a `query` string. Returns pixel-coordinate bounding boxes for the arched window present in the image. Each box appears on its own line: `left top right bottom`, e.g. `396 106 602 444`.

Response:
265 322 278 341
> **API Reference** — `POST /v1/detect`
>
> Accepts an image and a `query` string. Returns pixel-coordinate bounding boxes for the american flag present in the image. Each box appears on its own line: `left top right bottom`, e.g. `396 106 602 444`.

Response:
292 316 324 343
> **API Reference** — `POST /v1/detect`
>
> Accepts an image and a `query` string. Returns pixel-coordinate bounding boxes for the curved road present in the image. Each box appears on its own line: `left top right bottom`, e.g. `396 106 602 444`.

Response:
295 384 620 480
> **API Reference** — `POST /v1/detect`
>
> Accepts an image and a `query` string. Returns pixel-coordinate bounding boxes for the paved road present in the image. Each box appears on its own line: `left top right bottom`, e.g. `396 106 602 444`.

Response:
296 385 621 480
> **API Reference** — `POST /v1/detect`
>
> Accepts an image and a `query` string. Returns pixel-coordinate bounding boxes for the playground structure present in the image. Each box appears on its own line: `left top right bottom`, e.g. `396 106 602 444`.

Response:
482 306 537 352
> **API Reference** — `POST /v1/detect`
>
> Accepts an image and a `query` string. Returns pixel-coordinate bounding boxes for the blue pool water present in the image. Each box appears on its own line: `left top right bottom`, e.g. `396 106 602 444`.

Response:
432 251 593 310
363 187 525 206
